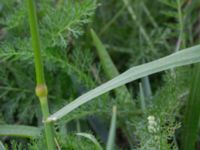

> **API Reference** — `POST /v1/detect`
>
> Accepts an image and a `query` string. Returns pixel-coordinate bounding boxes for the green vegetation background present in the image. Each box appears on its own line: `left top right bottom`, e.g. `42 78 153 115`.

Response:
0 0 200 149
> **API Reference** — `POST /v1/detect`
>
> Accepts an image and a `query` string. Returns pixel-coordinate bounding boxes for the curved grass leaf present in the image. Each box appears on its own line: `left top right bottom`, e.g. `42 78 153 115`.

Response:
47 45 200 122
0 125 41 138
106 106 117 150
76 133 103 150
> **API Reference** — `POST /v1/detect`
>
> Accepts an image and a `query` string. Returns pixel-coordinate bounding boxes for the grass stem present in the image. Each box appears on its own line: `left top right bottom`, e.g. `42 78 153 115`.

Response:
27 0 56 149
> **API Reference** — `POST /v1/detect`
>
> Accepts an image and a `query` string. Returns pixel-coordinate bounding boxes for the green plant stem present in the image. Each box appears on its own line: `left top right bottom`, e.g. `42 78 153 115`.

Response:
27 0 45 84
40 97 56 150
27 0 56 149
106 106 117 150
139 83 146 113
182 64 200 150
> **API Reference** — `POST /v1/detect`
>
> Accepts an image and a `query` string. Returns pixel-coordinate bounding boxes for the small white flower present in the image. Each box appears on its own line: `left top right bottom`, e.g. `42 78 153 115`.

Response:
148 116 155 121
147 115 159 133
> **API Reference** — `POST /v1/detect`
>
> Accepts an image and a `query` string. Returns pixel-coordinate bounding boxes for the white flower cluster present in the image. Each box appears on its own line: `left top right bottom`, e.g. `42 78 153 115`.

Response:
147 115 159 133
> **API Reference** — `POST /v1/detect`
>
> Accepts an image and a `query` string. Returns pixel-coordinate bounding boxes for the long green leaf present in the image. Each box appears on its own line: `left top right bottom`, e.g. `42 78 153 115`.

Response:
0 125 41 138
106 106 117 150
47 45 200 122
181 64 200 150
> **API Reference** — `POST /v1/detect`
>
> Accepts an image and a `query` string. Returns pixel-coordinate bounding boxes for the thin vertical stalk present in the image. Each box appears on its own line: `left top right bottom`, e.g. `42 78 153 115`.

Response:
27 0 45 84
182 64 200 150
106 106 117 150
27 0 56 149
139 83 146 113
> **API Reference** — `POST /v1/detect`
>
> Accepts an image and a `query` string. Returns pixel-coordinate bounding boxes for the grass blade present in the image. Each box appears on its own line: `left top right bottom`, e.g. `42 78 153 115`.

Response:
106 106 117 150
76 133 103 150
0 125 41 139
0 141 6 150
181 64 200 150
139 82 146 113
141 76 152 99
91 29 135 147
91 29 133 103
47 45 200 122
